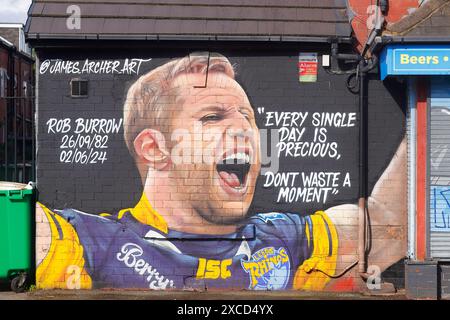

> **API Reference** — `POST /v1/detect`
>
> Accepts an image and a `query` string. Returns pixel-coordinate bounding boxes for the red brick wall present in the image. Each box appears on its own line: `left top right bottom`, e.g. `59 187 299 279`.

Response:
347 0 420 52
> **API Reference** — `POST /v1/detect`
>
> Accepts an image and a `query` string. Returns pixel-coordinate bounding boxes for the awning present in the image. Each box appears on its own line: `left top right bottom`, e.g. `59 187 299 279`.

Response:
380 44 450 80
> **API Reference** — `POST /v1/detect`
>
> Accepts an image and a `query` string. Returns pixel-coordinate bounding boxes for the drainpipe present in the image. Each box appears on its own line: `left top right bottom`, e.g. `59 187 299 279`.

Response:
6 46 16 180
331 0 385 276
356 55 378 277
329 45 378 277
358 61 367 274
356 0 386 279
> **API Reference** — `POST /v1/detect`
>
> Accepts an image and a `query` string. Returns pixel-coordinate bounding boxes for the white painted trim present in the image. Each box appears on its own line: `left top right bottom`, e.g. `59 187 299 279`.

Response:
408 78 417 260
0 23 23 28
0 36 14 47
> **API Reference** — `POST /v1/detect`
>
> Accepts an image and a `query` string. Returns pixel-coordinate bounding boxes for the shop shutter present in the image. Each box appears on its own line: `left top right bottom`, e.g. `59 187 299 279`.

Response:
429 78 450 258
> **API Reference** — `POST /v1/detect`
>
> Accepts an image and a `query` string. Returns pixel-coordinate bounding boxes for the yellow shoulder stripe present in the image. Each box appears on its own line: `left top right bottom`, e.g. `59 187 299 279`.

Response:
36 202 92 289
293 211 338 291
127 193 168 234
305 220 311 249
99 213 111 217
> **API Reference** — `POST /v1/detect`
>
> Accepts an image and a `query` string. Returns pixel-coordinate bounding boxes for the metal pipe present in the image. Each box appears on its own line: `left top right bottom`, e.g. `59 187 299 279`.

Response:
333 53 362 61
358 61 367 273
13 57 17 182
22 86 25 183
407 78 417 260
357 55 380 277
32 57 37 183
4 49 11 179
5 47 15 180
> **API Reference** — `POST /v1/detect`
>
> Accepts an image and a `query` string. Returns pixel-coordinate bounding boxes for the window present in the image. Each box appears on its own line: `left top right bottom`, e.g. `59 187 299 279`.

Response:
70 78 88 97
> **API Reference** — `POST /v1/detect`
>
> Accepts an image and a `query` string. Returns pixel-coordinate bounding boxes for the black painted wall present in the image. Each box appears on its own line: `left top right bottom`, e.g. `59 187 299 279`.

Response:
35 45 405 216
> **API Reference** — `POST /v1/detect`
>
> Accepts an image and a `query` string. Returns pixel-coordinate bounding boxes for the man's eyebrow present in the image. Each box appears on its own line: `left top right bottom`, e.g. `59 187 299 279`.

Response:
190 105 231 117
194 104 254 114
195 105 230 113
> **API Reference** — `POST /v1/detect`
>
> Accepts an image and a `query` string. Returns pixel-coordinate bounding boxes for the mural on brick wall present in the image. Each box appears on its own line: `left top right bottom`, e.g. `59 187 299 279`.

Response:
35 51 407 291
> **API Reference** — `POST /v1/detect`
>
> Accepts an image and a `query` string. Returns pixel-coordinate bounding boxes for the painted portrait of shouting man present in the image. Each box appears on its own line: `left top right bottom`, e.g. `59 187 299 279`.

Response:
36 52 406 291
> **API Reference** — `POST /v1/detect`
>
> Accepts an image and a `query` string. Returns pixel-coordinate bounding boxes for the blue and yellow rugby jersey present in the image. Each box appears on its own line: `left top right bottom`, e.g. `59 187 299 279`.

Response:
37 194 338 290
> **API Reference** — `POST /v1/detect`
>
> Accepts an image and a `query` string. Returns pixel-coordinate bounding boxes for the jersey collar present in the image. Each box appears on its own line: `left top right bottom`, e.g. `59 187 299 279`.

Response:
124 193 168 234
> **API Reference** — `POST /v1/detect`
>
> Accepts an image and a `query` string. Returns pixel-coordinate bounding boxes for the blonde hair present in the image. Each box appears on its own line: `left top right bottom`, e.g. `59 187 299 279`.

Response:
123 52 235 157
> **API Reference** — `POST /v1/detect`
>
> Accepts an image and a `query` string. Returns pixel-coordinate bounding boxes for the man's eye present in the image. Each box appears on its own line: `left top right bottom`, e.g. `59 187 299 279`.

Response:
200 114 222 122
241 112 253 122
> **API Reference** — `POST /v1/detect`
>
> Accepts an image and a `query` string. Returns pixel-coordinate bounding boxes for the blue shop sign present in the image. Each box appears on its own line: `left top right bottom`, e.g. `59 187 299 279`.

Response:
380 44 450 80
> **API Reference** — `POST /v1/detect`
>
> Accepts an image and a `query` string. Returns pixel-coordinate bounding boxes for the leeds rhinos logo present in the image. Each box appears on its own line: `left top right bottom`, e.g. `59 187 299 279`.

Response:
257 212 286 224
241 247 290 290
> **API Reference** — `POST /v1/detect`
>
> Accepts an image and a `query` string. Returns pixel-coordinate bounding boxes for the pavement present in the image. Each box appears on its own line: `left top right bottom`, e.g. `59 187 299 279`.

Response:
0 285 408 300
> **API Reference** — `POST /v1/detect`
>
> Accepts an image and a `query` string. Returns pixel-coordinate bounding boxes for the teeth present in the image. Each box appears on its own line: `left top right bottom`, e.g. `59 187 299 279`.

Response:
222 152 250 163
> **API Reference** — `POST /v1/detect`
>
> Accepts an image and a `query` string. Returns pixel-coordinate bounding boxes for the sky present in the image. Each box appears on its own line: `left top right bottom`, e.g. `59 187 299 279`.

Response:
0 0 32 24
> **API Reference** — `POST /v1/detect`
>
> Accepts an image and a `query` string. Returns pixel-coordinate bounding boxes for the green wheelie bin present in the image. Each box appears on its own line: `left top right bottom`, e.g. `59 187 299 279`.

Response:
0 181 35 293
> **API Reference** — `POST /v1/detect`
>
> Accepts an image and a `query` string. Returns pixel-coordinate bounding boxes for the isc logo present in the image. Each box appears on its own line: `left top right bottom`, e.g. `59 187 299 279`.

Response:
196 258 232 280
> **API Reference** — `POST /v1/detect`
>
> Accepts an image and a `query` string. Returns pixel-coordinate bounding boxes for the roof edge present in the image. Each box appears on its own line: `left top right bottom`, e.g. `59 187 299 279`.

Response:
371 35 450 54
0 23 24 28
26 33 353 45
0 36 15 48
0 36 34 61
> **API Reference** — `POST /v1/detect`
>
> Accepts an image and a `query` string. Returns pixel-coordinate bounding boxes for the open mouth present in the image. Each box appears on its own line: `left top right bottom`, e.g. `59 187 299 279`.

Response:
216 152 251 190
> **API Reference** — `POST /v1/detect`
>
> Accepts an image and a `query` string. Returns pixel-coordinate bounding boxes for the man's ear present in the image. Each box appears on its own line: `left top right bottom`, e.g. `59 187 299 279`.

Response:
133 129 171 170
